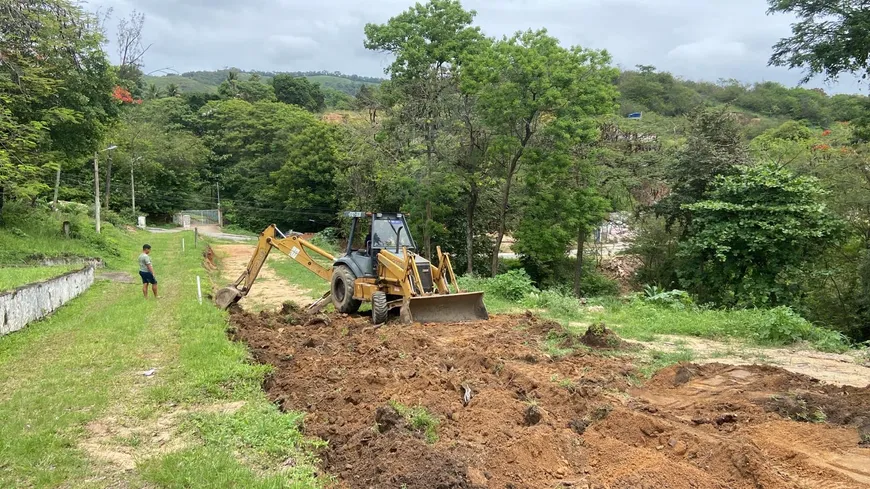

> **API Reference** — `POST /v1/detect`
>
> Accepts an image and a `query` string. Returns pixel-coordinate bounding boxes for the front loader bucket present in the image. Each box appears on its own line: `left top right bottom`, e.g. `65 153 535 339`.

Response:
401 292 489 324
215 286 243 310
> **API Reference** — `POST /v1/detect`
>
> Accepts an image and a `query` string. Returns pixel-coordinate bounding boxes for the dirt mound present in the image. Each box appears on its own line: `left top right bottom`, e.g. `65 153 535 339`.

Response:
579 322 631 349
229 311 870 489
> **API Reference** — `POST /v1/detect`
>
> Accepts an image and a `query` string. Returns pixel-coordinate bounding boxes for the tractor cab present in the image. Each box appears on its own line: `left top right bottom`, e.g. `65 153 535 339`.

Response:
342 212 417 279
369 213 415 253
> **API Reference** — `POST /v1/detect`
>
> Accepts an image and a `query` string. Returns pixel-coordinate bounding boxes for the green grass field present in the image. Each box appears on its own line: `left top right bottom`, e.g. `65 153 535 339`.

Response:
0 227 322 488
0 265 81 292
457 274 852 353
573 298 849 352
0 203 128 265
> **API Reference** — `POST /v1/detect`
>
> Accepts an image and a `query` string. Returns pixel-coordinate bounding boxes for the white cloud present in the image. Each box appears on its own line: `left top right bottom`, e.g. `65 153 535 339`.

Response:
668 39 748 62
265 35 320 63
93 0 864 93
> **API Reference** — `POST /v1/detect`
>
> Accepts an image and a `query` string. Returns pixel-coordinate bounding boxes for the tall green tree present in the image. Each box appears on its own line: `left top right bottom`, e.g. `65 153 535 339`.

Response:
655 107 748 233
768 0 870 83
364 0 486 258
617 67 702 116
679 162 839 307
271 74 325 112
463 29 618 276
513 147 608 293
197 99 331 230
218 75 276 103
0 0 118 215
271 124 343 230
355 85 382 123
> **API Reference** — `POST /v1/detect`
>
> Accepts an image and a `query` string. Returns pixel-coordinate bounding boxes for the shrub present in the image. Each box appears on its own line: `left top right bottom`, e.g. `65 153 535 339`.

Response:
101 209 130 228
497 258 525 275
1 200 128 263
70 219 121 256
316 227 341 246
55 201 90 215
754 306 817 345
523 289 584 320
582 269 620 297
311 229 340 252
484 269 538 301
642 285 695 309
746 306 848 352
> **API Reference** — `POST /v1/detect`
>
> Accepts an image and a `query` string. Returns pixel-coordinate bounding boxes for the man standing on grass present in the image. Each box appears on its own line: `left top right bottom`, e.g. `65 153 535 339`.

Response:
139 244 158 298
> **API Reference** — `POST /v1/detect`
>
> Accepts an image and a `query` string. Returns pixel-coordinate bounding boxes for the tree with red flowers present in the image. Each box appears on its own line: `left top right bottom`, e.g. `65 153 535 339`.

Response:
112 86 142 105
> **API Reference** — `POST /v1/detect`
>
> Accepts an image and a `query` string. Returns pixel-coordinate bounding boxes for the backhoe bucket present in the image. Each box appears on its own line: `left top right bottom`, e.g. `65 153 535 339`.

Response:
401 292 489 324
216 286 243 310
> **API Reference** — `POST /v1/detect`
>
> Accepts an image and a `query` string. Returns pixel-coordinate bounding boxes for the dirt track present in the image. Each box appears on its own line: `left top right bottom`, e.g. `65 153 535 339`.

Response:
229 310 870 489
214 244 313 312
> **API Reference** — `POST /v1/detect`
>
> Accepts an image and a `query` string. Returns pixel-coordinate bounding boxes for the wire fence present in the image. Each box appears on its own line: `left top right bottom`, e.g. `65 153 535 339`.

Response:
173 209 220 226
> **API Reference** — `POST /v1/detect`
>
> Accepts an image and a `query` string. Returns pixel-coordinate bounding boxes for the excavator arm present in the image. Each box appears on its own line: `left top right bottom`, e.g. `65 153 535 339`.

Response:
215 217 487 324
215 224 335 310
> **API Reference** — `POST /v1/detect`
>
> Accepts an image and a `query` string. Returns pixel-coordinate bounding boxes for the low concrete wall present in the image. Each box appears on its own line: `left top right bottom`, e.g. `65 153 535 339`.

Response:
34 257 103 268
0 265 95 336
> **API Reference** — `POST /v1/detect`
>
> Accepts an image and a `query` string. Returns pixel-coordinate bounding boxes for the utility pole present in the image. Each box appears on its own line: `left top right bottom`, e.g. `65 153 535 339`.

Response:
131 163 136 217
216 182 222 227
94 152 101 234
53 163 61 210
93 145 116 234
105 150 113 211
130 156 141 219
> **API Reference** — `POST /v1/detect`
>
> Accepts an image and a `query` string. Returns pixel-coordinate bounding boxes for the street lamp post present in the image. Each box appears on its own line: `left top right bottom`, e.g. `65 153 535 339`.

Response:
131 156 142 220
94 145 117 234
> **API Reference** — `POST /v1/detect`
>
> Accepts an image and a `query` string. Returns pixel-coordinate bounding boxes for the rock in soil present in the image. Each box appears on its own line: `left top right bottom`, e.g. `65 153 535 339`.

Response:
524 404 542 426
375 405 404 433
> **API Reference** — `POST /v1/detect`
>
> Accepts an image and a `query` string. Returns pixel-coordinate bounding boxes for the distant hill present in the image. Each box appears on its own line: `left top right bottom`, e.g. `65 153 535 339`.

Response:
142 69 383 96
613 68 867 131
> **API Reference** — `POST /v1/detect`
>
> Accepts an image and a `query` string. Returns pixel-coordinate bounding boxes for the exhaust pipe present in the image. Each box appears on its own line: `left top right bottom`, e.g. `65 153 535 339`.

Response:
401 292 489 324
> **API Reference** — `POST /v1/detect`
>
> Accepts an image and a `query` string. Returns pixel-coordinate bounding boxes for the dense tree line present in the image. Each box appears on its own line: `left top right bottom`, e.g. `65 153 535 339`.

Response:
145 69 381 98
619 67 867 129
176 69 384 87
4 0 870 341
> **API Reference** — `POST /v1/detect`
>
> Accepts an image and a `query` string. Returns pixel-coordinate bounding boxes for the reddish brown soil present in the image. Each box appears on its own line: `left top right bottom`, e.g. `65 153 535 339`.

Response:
229 310 870 489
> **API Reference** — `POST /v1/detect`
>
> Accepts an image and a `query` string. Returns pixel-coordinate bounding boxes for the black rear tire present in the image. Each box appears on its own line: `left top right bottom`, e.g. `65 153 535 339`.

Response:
371 291 388 325
331 266 361 313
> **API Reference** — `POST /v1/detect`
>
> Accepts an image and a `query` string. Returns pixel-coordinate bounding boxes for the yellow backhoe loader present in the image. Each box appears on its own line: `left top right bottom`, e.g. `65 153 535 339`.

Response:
215 211 489 324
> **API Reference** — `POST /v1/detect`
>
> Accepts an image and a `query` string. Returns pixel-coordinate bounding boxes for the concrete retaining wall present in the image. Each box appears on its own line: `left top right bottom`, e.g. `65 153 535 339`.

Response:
35 257 103 268
0 266 95 336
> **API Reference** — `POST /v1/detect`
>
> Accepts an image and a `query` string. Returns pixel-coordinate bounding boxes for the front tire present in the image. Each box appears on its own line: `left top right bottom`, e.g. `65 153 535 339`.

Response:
331 266 361 313
371 291 388 325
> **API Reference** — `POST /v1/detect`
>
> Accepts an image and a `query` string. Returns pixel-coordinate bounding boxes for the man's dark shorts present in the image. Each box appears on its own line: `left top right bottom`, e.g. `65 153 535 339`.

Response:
139 271 158 284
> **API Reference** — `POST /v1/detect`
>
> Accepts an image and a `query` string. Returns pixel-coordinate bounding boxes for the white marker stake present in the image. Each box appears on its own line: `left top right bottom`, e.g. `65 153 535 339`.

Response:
182 238 185 252
196 275 203 305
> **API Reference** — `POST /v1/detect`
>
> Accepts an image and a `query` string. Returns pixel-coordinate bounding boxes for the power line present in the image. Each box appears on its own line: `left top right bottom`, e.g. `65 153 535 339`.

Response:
52 176 343 214
48 186 340 220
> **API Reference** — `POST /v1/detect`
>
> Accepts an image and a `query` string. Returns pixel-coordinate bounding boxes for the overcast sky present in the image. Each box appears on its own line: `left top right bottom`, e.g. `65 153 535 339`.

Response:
93 0 863 94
